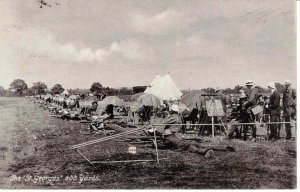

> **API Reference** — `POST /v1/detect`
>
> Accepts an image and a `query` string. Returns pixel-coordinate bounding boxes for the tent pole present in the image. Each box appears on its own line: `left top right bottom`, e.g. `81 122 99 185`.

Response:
211 116 214 138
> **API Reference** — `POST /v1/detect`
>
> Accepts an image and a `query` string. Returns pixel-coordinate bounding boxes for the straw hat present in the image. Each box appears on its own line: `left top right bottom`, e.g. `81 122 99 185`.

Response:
268 82 276 89
245 80 254 86
284 80 291 85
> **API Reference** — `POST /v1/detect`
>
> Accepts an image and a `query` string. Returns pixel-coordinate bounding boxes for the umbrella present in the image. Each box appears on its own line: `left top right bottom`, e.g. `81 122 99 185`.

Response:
137 93 162 107
99 96 125 106
181 90 207 110
65 98 71 105
177 102 189 114
44 94 53 100
69 95 78 100
58 96 65 102
129 92 145 101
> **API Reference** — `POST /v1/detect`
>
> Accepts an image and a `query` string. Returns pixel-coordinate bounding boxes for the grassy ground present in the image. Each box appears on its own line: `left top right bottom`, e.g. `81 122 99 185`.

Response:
0 97 296 189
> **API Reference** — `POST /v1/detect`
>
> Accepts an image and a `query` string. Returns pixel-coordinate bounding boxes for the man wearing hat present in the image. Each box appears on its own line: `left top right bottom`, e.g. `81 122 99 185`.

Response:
244 80 259 108
267 82 281 140
163 104 182 134
215 88 229 112
243 80 259 141
282 80 296 140
161 104 235 158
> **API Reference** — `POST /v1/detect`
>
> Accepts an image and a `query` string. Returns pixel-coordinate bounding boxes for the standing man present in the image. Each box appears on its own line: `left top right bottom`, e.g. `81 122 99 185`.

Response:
282 80 296 140
215 88 229 132
215 88 229 113
267 82 281 141
242 80 259 141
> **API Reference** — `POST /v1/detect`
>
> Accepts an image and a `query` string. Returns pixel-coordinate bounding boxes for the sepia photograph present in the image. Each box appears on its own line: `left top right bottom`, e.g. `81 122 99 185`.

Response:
0 0 297 189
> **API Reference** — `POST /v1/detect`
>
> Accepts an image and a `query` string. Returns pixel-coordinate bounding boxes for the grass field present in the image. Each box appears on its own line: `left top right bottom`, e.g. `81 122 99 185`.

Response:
0 97 296 189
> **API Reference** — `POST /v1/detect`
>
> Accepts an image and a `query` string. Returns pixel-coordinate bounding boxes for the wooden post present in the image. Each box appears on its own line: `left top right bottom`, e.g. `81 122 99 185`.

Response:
152 125 160 164
267 114 270 140
211 116 215 138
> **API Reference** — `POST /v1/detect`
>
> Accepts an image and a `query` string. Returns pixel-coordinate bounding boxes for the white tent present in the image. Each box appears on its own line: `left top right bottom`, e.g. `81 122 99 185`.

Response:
144 74 183 101
144 75 161 94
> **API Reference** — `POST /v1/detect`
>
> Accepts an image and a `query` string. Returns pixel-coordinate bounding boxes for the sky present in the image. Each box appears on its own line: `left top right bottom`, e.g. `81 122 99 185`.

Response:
0 0 296 90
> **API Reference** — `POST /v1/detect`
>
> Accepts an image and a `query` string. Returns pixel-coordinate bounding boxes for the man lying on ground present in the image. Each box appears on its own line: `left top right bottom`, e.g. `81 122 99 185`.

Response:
161 128 235 158
158 104 235 158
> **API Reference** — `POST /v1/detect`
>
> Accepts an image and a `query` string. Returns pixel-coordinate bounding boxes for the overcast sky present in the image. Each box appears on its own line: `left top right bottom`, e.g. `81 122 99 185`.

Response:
0 0 296 90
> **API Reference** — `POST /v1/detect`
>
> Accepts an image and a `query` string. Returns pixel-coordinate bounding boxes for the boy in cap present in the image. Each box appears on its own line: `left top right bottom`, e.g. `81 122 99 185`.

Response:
282 80 296 140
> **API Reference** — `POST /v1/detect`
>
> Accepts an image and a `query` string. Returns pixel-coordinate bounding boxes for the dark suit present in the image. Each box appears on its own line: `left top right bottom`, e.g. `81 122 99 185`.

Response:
244 87 259 139
268 90 281 139
283 88 296 139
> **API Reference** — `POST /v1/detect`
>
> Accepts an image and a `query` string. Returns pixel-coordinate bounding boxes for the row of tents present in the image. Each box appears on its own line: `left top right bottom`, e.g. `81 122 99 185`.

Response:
30 74 211 120
38 74 208 110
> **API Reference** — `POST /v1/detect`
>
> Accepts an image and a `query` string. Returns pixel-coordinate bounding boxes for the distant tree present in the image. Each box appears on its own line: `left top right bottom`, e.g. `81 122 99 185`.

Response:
9 79 28 96
26 87 36 96
103 87 114 95
233 85 243 93
51 84 64 94
90 82 103 94
68 88 90 95
32 81 47 95
223 88 235 94
133 86 147 94
0 86 7 96
255 86 269 93
118 87 134 95
201 87 215 94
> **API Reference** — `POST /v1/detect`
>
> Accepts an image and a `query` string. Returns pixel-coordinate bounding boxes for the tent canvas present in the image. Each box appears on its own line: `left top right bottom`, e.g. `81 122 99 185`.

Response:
144 75 161 95
144 74 183 101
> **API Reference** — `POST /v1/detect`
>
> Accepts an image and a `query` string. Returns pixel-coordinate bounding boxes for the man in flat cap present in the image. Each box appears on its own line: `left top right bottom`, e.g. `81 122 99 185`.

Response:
282 80 296 140
267 82 281 141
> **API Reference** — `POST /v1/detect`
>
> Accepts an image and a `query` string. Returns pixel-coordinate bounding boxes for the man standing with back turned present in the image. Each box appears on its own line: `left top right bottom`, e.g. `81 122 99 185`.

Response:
267 82 281 141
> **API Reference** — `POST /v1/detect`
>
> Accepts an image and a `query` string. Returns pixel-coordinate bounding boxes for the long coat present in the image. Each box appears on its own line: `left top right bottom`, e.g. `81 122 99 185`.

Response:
269 90 281 116
283 88 296 116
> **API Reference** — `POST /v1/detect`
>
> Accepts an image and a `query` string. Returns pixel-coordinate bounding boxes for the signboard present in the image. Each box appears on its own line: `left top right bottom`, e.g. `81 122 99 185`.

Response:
128 146 137 154
251 105 263 115
205 99 224 117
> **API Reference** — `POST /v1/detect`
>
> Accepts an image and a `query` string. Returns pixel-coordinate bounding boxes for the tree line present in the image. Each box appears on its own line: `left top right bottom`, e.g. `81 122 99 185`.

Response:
0 78 287 97
0 79 134 97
